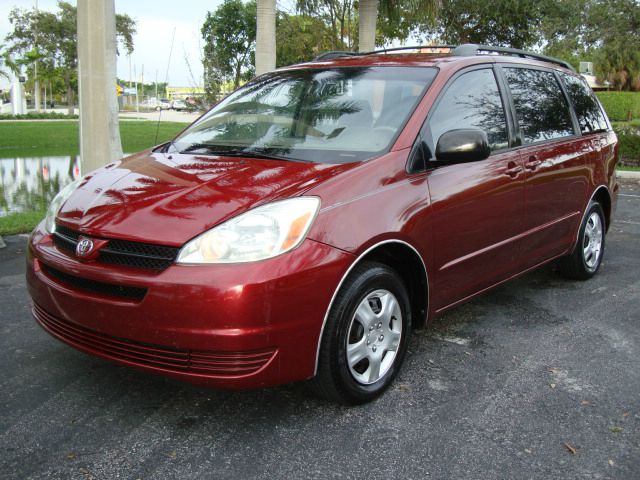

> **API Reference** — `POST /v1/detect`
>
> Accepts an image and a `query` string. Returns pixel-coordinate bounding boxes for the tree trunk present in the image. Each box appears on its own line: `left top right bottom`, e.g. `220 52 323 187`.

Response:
358 0 379 53
255 0 276 75
65 74 74 115
234 62 242 90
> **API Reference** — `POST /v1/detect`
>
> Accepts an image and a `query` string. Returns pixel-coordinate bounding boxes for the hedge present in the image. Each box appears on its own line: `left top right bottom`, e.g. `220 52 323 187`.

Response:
617 129 640 164
0 112 79 120
595 92 640 121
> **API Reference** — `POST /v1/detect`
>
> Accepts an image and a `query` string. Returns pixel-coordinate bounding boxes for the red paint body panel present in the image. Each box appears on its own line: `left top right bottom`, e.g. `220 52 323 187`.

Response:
27 52 620 390
58 151 357 246
27 229 354 388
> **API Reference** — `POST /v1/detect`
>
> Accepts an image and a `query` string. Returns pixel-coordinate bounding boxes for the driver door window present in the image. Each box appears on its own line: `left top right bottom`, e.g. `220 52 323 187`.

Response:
427 68 509 156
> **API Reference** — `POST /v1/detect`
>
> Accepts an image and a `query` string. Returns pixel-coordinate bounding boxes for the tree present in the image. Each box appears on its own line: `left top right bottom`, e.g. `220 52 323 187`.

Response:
256 0 276 75
4 1 135 113
0 47 11 80
358 0 440 52
202 0 257 98
276 13 336 66
297 0 357 50
434 0 543 49
541 0 640 90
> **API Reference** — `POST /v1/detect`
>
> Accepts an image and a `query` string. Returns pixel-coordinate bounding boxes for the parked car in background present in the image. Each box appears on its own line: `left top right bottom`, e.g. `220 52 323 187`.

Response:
27 44 618 404
156 98 172 111
172 99 187 111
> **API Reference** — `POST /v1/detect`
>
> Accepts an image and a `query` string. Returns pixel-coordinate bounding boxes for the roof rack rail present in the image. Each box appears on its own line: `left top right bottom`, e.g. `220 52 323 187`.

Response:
453 44 575 71
362 45 456 55
312 44 575 72
313 45 455 62
313 51 359 61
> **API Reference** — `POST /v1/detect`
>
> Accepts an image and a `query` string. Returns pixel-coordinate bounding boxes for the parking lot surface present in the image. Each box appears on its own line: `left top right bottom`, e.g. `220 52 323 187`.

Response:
1 180 639 479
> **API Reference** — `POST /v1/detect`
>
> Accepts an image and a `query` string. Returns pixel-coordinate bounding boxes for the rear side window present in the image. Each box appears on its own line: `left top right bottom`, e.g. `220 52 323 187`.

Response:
427 68 509 154
560 74 608 133
504 68 575 144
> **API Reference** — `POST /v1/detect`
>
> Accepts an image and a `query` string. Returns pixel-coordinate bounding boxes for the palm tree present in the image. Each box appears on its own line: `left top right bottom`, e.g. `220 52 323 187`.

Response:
358 0 440 53
255 0 276 75
0 48 11 80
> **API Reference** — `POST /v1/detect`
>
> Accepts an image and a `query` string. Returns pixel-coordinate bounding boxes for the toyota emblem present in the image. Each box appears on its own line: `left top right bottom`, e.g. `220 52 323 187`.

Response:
76 238 94 257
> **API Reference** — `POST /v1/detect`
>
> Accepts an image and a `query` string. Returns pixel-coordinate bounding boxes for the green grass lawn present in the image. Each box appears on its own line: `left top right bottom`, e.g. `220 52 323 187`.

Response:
0 211 44 236
0 120 189 158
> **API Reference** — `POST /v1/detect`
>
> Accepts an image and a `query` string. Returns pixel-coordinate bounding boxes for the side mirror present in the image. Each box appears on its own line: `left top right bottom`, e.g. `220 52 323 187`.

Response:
434 129 491 164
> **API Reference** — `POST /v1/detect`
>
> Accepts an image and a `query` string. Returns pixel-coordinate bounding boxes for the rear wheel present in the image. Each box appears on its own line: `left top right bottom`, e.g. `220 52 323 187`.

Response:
310 261 411 404
557 201 606 280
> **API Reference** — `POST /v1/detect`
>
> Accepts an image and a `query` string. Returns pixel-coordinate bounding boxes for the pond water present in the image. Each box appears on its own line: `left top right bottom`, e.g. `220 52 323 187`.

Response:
0 156 81 216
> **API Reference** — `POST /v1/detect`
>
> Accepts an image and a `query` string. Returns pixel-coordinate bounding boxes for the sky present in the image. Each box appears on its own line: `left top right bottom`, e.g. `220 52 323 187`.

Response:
0 0 228 89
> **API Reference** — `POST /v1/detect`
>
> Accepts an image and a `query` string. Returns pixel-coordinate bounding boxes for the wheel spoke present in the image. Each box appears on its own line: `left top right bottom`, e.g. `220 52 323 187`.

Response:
347 338 369 367
355 300 376 329
367 356 382 383
380 293 398 322
386 330 401 352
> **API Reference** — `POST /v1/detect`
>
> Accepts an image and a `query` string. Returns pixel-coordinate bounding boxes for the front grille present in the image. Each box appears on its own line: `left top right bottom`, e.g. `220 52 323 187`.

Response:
33 303 276 377
53 224 179 270
41 264 147 301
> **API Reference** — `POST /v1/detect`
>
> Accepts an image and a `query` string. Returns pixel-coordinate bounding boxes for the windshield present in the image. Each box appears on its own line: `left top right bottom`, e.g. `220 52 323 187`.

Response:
172 66 437 163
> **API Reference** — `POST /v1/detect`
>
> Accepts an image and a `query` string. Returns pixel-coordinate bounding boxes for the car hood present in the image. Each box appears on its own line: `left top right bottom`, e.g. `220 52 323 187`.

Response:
57 150 354 246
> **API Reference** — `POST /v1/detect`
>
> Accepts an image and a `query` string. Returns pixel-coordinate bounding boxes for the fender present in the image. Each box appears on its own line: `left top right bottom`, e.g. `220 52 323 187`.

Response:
570 184 611 252
313 239 429 375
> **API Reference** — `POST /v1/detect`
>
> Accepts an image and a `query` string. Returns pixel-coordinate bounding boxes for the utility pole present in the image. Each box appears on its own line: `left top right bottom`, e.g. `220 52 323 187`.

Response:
77 0 123 174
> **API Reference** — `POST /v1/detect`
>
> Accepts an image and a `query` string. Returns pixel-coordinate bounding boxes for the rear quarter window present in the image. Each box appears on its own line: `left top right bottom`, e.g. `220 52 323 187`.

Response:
504 68 575 144
560 73 609 134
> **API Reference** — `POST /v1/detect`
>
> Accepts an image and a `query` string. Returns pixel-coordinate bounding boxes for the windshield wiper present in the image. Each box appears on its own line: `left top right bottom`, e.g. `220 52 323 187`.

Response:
178 144 306 162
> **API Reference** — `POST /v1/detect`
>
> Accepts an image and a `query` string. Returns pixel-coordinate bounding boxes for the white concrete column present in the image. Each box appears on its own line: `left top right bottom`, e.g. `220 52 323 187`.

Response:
255 0 276 76
77 0 123 175
11 78 26 115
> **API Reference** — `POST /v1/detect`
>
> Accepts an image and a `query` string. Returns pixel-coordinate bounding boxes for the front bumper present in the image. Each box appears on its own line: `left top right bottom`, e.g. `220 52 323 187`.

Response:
27 224 354 389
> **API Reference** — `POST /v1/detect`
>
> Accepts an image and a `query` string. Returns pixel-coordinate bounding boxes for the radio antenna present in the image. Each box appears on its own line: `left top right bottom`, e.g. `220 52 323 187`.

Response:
154 27 176 145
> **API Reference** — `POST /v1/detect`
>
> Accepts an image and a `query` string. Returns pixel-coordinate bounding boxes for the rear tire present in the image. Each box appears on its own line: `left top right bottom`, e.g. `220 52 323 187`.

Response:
310 261 411 405
557 201 606 280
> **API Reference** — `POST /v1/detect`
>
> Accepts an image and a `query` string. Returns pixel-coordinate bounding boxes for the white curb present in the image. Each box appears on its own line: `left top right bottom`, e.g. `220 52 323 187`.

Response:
617 169 640 179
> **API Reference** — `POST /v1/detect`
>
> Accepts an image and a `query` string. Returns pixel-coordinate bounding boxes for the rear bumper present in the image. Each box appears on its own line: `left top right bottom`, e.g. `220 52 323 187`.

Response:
27 224 353 389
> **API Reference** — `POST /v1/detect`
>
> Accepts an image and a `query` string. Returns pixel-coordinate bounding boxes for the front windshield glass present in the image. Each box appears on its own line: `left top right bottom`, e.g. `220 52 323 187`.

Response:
173 66 437 163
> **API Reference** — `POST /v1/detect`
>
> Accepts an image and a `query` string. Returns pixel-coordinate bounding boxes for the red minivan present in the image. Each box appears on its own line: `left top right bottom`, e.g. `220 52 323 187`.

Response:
27 45 619 404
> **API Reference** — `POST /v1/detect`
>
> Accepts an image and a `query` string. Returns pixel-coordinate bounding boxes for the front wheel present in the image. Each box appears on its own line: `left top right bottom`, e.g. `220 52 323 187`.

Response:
557 201 606 280
310 261 411 404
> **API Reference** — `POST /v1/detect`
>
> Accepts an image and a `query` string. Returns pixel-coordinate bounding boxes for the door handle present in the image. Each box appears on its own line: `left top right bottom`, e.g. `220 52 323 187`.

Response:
504 161 523 178
592 138 605 152
525 156 542 170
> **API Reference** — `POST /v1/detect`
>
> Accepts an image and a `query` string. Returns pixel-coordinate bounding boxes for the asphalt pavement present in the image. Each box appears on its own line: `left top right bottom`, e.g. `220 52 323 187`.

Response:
1 180 639 480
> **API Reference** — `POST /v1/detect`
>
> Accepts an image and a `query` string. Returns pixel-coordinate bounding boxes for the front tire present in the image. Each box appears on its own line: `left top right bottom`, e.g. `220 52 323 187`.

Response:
311 261 411 404
557 201 606 280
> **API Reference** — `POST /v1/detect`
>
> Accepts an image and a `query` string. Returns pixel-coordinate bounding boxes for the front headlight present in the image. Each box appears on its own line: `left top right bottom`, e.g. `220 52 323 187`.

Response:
44 178 83 234
177 197 320 264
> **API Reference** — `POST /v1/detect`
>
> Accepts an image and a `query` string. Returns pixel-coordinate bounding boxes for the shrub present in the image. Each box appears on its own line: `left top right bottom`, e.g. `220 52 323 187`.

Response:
617 131 640 164
0 112 78 120
595 92 640 121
